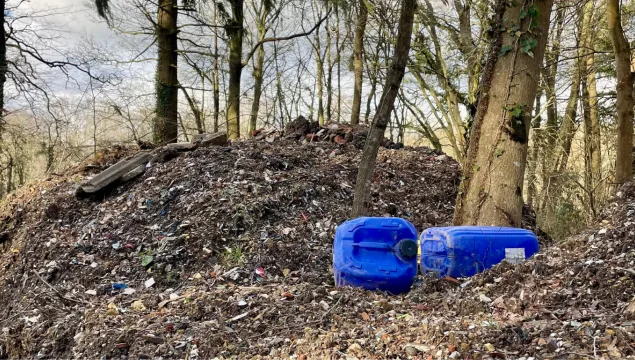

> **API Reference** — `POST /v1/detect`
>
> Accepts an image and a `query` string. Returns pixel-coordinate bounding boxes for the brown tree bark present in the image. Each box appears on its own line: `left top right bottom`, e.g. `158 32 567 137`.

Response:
582 0 601 189
350 0 368 126
607 0 634 184
248 3 271 136
351 0 416 217
213 6 221 133
154 0 179 144
0 0 6 142
226 0 244 140
325 10 333 124
453 0 553 227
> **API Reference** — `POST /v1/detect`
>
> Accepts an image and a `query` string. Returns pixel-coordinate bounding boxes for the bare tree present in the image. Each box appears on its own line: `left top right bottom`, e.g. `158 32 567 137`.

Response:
351 0 416 217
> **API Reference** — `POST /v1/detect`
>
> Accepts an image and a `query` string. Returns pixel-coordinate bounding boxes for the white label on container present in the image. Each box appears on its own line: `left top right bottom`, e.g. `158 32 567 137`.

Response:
505 248 526 264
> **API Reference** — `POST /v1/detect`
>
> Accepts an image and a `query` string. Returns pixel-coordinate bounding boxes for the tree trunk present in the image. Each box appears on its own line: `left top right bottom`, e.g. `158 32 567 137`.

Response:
556 62 581 173
527 92 542 208
314 19 325 125
542 7 564 152
325 9 333 124
0 0 6 142
178 112 190 141
453 0 553 227
607 0 634 184
350 0 368 126
539 7 564 209
226 0 244 140
180 87 204 134
364 42 381 124
336 7 342 122
213 6 221 133
583 0 601 190
249 6 270 136
351 0 416 217
5 155 12 194
273 40 289 126
154 0 179 144
423 0 467 157
411 68 463 160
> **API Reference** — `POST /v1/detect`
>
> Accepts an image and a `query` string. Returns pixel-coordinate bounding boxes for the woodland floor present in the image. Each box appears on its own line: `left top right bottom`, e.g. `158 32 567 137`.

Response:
0 139 632 359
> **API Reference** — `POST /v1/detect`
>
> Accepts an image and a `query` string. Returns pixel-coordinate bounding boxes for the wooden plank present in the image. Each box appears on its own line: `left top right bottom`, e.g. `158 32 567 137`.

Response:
80 152 152 193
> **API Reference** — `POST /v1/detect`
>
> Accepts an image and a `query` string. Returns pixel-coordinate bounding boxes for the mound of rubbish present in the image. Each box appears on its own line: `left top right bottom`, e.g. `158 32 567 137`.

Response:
253 116 404 149
0 140 461 358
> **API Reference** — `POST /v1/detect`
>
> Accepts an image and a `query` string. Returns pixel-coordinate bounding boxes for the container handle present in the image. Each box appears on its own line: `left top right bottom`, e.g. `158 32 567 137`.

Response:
351 242 393 250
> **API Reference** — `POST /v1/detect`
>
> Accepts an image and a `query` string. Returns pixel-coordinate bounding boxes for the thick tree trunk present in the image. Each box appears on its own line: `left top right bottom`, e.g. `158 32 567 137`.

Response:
154 0 179 144
350 0 367 126
226 0 244 140
453 0 553 227
351 0 416 217
607 0 634 184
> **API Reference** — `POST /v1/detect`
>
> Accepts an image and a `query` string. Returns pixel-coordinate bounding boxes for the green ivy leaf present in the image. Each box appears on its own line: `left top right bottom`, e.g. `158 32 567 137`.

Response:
494 148 505 158
473 164 480 172
519 9 528 20
141 254 154 267
510 106 523 118
520 37 538 55
499 45 513 56
528 4 539 17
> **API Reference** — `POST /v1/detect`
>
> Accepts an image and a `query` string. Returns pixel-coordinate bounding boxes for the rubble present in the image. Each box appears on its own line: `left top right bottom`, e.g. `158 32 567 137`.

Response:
255 116 403 149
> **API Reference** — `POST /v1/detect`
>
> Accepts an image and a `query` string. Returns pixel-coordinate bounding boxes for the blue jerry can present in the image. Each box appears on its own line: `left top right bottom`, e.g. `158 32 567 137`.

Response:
420 226 539 278
333 217 419 294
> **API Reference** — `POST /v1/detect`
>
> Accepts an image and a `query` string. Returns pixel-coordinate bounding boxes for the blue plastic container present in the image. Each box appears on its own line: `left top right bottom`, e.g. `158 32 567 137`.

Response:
333 217 419 294
420 226 539 278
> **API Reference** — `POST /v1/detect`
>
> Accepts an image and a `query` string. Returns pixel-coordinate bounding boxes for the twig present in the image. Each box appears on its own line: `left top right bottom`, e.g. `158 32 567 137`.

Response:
593 336 598 359
320 295 343 322
32 270 87 304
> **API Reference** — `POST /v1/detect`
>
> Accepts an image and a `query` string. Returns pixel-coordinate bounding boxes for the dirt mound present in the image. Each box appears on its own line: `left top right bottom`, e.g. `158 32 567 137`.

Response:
0 140 462 358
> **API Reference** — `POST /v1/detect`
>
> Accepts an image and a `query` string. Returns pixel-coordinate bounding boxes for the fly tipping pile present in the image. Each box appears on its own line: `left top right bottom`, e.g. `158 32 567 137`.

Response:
0 138 628 359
